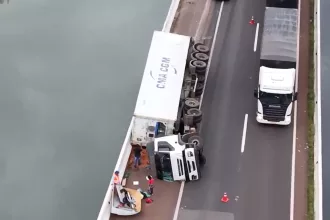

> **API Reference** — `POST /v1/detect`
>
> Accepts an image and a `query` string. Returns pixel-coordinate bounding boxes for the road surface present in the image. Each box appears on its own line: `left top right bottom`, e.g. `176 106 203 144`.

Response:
177 1 294 220
320 0 330 219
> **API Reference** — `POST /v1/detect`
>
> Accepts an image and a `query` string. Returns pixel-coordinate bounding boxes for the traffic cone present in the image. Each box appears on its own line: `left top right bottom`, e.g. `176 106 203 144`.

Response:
249 16 255 25
221 192 229 203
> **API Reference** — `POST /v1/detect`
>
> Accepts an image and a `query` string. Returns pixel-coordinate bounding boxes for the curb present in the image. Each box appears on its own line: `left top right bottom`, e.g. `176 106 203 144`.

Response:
314 0 322 219
162 0 181 32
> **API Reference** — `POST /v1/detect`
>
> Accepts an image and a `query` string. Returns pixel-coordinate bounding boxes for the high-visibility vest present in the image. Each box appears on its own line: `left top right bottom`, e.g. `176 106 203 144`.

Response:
114 174 120 184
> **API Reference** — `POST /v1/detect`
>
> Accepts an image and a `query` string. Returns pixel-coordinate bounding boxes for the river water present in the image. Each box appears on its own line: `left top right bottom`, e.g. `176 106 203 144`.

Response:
0 0 170 219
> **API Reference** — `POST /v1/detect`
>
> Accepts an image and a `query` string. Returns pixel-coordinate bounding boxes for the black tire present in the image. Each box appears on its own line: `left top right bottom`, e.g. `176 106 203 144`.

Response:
196 74 205 83
196 44 210 54
190 52 198 61
187 108 203 124
187 108 202 118
184 98 200 111
194 89 203 98
195 53 209 63
192 60 207 75
181 132 199 143
192 60 207 70
195 82 204 92
189 60 197 74
188 135 203 151
192 43 203 53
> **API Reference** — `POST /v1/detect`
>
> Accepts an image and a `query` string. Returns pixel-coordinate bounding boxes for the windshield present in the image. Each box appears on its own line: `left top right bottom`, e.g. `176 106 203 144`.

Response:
259 91 292 105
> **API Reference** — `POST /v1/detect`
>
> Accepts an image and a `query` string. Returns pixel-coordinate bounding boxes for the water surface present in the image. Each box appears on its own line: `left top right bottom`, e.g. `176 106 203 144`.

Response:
0 0 170 219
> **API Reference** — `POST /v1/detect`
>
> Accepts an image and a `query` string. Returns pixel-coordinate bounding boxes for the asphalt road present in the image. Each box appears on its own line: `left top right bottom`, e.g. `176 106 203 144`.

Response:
178 1 294 220
320 0 330 219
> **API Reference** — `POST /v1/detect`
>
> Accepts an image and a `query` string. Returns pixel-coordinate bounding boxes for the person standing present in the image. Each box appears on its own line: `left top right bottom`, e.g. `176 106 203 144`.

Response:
133 146 142 168
146 175 154 195
113 171 120 185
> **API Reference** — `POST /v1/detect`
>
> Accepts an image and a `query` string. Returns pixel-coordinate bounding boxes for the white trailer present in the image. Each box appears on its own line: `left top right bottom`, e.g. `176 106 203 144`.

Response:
132 31 192 146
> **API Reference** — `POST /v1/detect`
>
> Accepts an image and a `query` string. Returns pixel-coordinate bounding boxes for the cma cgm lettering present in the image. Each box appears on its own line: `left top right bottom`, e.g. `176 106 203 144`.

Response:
156 57 170 89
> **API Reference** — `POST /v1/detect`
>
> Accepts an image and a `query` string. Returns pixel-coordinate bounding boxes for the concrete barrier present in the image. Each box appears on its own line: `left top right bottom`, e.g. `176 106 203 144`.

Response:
314 0 322 219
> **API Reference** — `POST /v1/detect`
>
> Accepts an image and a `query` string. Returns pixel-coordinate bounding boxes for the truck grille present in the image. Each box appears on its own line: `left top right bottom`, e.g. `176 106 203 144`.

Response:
262 103 289 122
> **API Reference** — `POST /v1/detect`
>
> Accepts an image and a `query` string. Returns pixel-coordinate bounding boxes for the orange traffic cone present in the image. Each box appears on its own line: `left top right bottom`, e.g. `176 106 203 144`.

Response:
249 16 255 25
221 192 229 203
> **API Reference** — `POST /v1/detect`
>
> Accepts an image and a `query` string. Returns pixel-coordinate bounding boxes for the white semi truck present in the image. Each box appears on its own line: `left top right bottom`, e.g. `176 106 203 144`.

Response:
254 7 298 125
98 31 210 219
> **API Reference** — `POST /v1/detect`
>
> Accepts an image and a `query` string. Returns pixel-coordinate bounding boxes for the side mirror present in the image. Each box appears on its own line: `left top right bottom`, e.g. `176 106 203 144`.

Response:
254 89 258 98
294 92 298 101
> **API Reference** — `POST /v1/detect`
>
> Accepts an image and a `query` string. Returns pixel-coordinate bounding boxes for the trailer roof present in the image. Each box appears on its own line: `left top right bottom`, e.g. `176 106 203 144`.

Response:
134 31 191 121
261 7 298 62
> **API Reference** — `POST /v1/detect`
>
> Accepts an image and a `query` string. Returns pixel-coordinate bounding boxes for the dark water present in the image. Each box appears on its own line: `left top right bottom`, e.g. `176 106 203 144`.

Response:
0 0 170 219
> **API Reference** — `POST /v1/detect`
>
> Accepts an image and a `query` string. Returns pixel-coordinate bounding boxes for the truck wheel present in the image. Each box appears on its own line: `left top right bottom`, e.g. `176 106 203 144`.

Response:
194 90 203 98
196 74 205 83
190 52 198 61
184 98 200 111
188 135 203 151
195 53 209 63
187 108 202 118
195 83 204 92
187 108 203 124
196 44 210 54
192 42 203 53
193 60 207 71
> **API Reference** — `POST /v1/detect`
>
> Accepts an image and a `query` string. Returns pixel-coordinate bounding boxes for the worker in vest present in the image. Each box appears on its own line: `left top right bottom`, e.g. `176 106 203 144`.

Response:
113 171 120 185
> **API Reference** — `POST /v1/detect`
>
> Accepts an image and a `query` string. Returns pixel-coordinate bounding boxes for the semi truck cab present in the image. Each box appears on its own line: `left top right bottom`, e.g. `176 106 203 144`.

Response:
152 134 202 182
254 66 297 125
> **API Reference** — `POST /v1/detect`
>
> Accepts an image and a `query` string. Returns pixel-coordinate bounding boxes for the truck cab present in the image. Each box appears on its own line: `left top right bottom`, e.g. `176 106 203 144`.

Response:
152 134 202 181
254 66 297 125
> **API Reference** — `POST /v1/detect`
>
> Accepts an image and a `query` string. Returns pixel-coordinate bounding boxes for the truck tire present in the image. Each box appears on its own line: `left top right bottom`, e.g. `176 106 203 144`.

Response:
194 89 203 98
196 44 210 54
193 60 207 70
194 53 209 63
184 98 200 111
192 42 203 53
195 83 204 92
196 74 205 83
188 135 203 151
187 108 203 124
181 132 199 143
190 52 198 61
192 60 207 75
187 108 202 118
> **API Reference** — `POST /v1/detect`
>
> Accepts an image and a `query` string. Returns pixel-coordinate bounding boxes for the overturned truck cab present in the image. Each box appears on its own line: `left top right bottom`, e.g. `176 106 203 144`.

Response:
152 134 204 182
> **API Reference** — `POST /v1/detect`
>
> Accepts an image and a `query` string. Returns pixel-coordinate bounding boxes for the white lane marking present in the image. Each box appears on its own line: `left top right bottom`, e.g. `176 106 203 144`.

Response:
173 2 225 220
253 23 260 52
241 114 248 153
172 179 185 220
290 0 301 218
316 0 323 219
